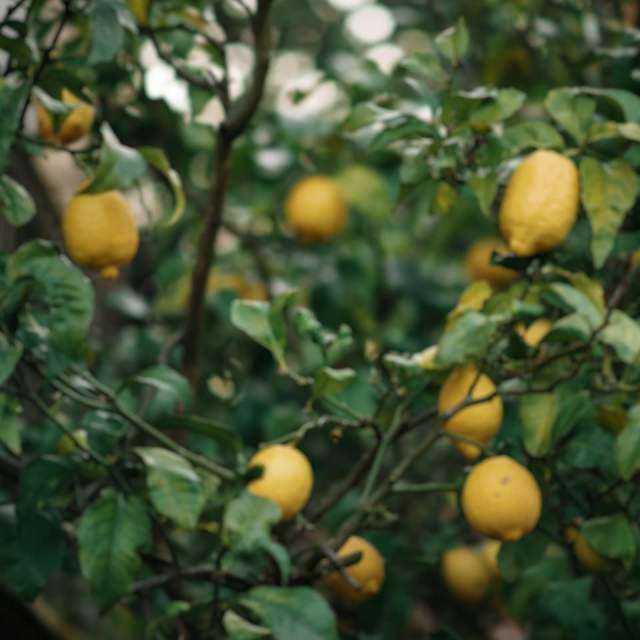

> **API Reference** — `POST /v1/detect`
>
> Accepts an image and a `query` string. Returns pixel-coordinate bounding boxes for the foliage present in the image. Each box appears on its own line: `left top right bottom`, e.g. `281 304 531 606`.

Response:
1 0 640 638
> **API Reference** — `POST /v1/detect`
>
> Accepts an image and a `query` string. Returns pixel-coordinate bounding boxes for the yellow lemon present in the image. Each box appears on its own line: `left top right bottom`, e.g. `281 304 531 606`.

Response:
247 444 313 520
516 318 553 347
465 238 518 288
438 365 503 460
499 150 579 256
63 188 139 279
323 536 385 603
462 456 542 541
567 527 608 573
480 540 502 578
284 176 348 243
441 547 491 603
37 89 95 145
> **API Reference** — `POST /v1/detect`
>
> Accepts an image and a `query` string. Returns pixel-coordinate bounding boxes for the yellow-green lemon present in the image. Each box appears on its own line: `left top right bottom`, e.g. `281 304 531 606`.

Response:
465 238 518 288
499 150 579 256
247 444 313 520
323 536 385 603
438 365 503 460
441 546 491 603
63 188 139 279
284 176 348 243
462 456 542 542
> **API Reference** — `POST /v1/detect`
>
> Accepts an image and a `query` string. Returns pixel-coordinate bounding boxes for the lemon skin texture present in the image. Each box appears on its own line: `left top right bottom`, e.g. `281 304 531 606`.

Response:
284 176 348 243
517 318 553 347
465 238 518 288
247 444 313 521
63 189 139 279
441 546 491 603
323 536 385 604
36 89 95 145
499 150 579 256
462 456 542 542
438 365 503 460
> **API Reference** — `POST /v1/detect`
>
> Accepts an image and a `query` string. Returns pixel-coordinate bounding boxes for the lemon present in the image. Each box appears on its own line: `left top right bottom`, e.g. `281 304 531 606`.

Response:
323 536 385 603
517 318 553 347
480 540 502 579
566 527 608 572
247 444 313 520
438 365 503 460
441 546 491 603
499 150 579 256
63 188 139 279
462 456 542 541
284 176 348 243
36 89 95 145
465 238 518 288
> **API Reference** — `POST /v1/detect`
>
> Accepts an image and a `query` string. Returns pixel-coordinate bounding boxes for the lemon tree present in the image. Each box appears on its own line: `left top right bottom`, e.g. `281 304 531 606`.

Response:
0 1 640 639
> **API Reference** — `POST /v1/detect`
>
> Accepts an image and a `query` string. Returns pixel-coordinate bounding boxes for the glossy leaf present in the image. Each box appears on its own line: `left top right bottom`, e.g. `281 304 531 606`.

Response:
615 406 640 481
0 175 35 226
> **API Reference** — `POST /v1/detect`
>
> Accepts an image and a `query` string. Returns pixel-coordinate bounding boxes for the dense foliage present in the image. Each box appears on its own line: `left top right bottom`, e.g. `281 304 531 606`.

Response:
1 0 640 638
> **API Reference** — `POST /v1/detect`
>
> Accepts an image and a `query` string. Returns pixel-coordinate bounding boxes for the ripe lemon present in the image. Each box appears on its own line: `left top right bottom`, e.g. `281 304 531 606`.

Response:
63 188 139 279
441 546 491 603
480 540 501 578
516 318 553 347
499 150 579 256
323 536 385 603
247 444 313 520
284 176 348 243
465 238 518 288
462 456 542 541
437 365 503 460
566 527 608 573
36 89 95 145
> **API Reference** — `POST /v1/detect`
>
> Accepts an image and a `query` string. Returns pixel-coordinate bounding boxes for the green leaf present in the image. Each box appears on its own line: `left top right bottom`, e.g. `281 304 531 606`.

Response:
231 299 289 372
88 0 125 65
498 532 548 582
18 456 74 511
502 121 565 154
11 256 94 356
0 175 35 226
437 311 497 367
82 410 128 456
600 311 640 364
223 610 270 640
468 171 498 215
135 447 206 529
0 394 21 455
139 146 185 226
545 89 596 144
0 332 22 385
127 364 192 420
468 88 525 130
156 415 241 453
579 158 638 267
0 508 66 599
396 52 447 88
312 367 356 400
581 514 635 562
239 586 339 640
78 488 151 609
547 283 603 331
615 406 640 481
435 18 469 65
0 80 30 174
223 492 290 583
82 124 147 193
520 393 556 457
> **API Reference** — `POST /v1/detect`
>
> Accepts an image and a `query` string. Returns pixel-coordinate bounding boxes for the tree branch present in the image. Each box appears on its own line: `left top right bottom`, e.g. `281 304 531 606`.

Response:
182 0 274 386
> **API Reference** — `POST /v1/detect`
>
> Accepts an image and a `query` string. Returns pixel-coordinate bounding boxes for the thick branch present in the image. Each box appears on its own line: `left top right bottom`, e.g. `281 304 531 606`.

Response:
182 0 274 386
